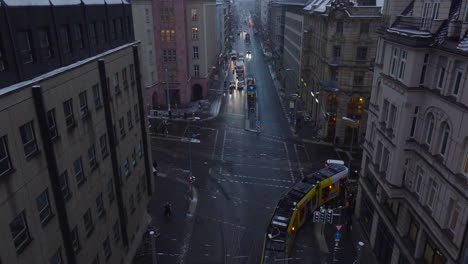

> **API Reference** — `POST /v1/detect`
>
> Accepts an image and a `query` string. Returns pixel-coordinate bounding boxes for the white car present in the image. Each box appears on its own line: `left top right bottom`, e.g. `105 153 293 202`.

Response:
246 51 252 59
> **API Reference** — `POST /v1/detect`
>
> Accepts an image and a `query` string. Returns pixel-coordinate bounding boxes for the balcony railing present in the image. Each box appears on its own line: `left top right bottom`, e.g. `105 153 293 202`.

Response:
328 56 340 66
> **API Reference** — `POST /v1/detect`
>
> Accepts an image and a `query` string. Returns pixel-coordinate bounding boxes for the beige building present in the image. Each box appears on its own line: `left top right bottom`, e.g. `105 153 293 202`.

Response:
356 0 468 263
0 43 153 264
301 0 381 144
131 0 159 112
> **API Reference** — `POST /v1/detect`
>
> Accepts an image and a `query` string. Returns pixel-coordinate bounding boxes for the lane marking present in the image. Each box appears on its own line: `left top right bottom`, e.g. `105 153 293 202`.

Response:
220 129 227 174
219 178 290 189
283 142 295 183
221 172 293 183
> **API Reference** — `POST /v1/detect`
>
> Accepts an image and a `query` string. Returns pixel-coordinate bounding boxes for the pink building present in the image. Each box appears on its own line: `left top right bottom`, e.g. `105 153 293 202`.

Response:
152 0 218 108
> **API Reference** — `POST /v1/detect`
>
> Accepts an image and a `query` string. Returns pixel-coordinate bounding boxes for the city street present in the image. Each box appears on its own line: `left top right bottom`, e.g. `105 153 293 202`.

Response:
140 15 339 264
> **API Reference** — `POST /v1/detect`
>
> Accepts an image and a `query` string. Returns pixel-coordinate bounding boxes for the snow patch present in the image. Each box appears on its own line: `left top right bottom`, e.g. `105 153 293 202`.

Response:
50 0 82 5
3 0 50 6
105 0 123 4
82 0 105 4
387 28 432 38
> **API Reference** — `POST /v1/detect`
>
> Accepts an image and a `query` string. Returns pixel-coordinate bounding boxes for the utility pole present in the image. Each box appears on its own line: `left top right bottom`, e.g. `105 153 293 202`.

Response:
353 241 365 264
149 228 160 264
165 69 171 113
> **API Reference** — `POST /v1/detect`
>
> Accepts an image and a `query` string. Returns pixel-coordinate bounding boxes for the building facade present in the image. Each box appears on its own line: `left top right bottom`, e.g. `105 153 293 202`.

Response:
301 0 381 144
131 0 159 112
151 0 218 108
355 0 468 263
0 1 153 264
283 10 304 99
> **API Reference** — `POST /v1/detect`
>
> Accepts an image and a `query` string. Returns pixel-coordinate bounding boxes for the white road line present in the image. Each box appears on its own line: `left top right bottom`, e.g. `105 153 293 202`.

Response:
220 178 290 189
220 129 227 174
211 129 219 160
284 142 295 183
229 163 290 171
294 144 305 179
221 172 292 183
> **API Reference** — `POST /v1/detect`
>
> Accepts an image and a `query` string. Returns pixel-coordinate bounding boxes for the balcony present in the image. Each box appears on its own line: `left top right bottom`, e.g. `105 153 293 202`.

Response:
328 56 340 66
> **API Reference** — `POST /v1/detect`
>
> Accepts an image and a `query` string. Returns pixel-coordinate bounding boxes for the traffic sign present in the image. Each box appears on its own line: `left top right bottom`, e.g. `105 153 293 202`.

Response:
335 224 344 232
247 85 256 91
256 121 262 126
334 232 342 241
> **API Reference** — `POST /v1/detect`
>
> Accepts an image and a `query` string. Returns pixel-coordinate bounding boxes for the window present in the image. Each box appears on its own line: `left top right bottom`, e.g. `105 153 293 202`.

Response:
390 47 399 76
83 209 94 236
73 24 84 49
388 105 397 129
381 100 389 123
132 149 136 167
381 148 390 172
437 66 446 89
423 239 447 264
113 220 120 242
122 68 128 89
464 147 468 175
129 194 135 214
360 22 369 34
333 46 341 57
448 199 461 232
110 19 116 40
194 65 200 77
398 50 407 80
96 193 105 217
145 8 150 22
193 46 199 59
0 136 13 176
19 121 38 157
88 144 97 169
160 29 168 41
422 2 432 28
127 110 133 129
336 21 343 34
73 157 85 185
124 158 129 177
103 236 112 259
10 211 31 251
408 215 419 244
375 141 383 165
138 141 142 158
192 27 199 40
432 2 440 19
191 8 198 20
79 91 89 118
353 72 364 85
96 21 106 44
89 23 97 45
92 84 102 108
38 28 52 59
170 30 175 41
59 171 71 200
276 15 281 23
116 18 123 39
60 25 72 53
100 134 108 158
136 183 142 202
130 64 135 85
107 179 115 204
0 33 6 71
415 165 424 197
36 189 52 224
439 123 450 156
409 106 419 137
420 54 429 84
70 226 80 254
425 114 435 145
134 104 140 122
119 117 125 137
356 47 368 60
113 73 120 93
50 248 63 264
46 109 58 139
452 70 463 96
426 178 439 210
63 99 75 128
17 31 33 64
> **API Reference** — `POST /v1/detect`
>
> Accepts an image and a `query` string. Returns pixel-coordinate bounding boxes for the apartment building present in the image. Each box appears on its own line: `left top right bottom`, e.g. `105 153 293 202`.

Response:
355 0 468 263
131 0 159 112
0 1 153 264
283 10 304 97
152 0 218 108
301 0 381 144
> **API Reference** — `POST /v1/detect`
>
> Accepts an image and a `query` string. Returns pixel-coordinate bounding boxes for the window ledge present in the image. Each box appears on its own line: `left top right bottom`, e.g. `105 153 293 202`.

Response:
76 177 87 188
66 122 77 130
97 210 106 219
85 226 95 238
90 163 99 172
15 236 33 255
25 149 41 161
102 152 109 160
0 168 16 178
95 103 103 110
40 213 55 227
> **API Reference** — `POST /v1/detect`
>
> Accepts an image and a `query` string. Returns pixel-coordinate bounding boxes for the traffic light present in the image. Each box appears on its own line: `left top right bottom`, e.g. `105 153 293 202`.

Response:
320 208 326 223
313 211 320 223
327 209 334 224
188 176 196 183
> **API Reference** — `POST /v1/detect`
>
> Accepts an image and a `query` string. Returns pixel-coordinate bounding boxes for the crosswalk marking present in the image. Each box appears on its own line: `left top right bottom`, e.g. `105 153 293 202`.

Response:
221 172 292 183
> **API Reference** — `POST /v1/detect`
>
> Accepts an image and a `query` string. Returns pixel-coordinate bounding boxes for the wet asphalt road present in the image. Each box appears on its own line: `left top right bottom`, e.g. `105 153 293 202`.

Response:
142 18 338 264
